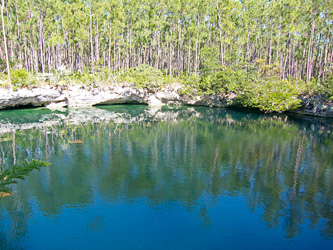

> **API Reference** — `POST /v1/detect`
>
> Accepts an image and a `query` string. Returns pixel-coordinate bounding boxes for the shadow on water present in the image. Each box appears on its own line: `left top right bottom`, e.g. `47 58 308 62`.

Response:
0 107 68 124
0 105 332 248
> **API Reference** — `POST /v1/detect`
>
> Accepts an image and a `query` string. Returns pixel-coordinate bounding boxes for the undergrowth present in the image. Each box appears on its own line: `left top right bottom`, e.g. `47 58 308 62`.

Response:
1 63 332 113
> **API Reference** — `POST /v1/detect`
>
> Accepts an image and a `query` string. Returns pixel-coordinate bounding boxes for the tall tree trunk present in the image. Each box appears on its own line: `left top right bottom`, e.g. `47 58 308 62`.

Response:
169 29 172 77
129 26 132 68
195 16 199 76
95 18 100 64
108 34 111 76
246 28 250 70
39 11 45 78
276 15 282 66
1 0 11 87
266 24 273 65
113 30 116 72
187 31 191 75
282 33 290 79
307 12 316 83
322 34 329 81
118 38 121 73
216 1 224 66
89 0 94 66
157 29 160 69
14 0 21 63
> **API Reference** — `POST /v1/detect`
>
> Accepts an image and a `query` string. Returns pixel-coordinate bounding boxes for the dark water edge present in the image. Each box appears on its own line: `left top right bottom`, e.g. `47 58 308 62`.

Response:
0 105 332 250
227 106 333 135
0 105 332 133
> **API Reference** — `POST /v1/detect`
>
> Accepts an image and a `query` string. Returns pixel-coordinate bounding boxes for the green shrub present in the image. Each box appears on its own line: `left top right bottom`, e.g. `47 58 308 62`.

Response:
80 72 96 85
0 59 15 73
181 64 302 112
295 75 333 101
181 68 246 95
215 68 246 93
11 68 36 88
126 64 163 88
240 79 302 112
0 73 7 88
197 74 216 94
320 75 333 100
179 74 201 95
199 45 221 74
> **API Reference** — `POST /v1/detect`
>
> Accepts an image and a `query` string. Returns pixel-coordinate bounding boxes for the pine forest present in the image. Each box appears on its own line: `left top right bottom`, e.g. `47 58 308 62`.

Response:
0 0 332 111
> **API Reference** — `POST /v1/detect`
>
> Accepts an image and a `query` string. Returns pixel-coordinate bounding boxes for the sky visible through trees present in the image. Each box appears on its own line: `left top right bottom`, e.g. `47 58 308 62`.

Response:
0 0 332 83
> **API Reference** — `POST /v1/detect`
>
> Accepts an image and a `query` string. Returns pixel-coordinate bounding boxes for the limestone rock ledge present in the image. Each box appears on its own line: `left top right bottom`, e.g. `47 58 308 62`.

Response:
0 85 232 110
0 85 332 118
290 95 333 118
0 87 67 109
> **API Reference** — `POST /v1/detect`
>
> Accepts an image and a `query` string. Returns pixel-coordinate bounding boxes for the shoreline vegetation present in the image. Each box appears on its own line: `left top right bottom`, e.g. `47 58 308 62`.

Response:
0 63 332 117
0 0 332 115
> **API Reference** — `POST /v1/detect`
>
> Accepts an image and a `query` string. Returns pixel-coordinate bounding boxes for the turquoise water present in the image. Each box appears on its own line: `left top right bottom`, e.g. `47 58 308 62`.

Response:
0 106 332 249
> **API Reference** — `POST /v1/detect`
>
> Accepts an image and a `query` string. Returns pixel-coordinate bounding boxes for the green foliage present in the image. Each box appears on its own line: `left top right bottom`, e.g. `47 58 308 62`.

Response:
0 73 7 88
321 75 333 100
197 74 218 95
215 68 246 93
77 72 96 86
1 0 330 92
297 79 322 96
123 64 164 88
181 63 303 112
308 75 333 101
199 45 221 73
240 78 302 112
11 68 28 85
11 68 36 88
0 59 15 73
231 61 302 112
291 74 333 102
0 160 50 198
179 74 201 95
181 67 245 96
56 68 102 87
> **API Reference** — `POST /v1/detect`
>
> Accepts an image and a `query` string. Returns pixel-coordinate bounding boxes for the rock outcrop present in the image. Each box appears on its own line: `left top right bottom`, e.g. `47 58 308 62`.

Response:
0 85 332 118
0 87 67 109
0 85 231 109
290 95 333 118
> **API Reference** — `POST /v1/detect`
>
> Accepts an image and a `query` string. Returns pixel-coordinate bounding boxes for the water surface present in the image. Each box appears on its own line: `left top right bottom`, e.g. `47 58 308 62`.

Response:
0 106 332 249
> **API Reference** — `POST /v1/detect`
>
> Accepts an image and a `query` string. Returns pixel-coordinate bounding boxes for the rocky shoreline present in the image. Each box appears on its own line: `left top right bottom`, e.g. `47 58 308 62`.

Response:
0 85 332 118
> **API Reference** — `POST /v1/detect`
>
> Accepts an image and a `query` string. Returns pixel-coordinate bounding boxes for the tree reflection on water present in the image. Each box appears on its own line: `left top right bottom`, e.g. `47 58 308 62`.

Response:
0 106 332 241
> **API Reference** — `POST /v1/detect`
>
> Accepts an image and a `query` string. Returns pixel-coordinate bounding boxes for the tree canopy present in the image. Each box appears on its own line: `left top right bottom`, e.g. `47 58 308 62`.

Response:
0 0 331 83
